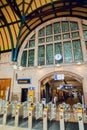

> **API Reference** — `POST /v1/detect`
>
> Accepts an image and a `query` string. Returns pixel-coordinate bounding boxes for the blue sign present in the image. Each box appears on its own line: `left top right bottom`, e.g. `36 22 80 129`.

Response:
54 74 64 80
28 87 35 90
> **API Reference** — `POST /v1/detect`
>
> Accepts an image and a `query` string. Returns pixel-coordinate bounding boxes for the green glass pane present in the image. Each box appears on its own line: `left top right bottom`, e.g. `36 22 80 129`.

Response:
82 24 87 30
28 50 34 66
54 35 61 41
30 34 35 39
21 51 27 67
72 40 83 61
70 22 78 31
63 33 70 39
38 38 45 44
83 30 87 38
29 40 35 47
38 28 45 37
64 41 72 62
85 41 87 49
46 24 52 35
54 43 62 64
46 36 53 42
55 43 62 55
24 43 28 48
72 32 79 38
46 44 53 64
38 45 45 65
54 22 60 34
62 21 69 32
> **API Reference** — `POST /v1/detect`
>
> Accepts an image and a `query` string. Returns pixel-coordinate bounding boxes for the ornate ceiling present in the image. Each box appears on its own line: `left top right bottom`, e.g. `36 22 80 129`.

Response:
0 0 87 61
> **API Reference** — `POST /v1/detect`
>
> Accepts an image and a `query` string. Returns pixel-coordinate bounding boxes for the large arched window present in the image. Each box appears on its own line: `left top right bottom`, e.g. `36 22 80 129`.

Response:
20 18 87 67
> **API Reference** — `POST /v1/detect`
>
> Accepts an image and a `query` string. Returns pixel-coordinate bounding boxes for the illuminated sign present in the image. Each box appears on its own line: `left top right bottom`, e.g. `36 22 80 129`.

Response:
54 74 64 80
28 87 35 90
17 78 31 84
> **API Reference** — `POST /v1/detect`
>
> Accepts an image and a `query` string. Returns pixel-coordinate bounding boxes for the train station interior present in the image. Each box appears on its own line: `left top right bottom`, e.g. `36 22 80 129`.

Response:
0 0 87 130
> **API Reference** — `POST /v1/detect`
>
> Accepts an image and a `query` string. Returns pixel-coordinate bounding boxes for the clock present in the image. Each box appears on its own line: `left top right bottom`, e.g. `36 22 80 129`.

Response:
54 54 62 61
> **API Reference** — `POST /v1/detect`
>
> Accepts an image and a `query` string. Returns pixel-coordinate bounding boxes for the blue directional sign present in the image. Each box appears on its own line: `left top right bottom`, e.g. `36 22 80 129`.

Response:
28 87 35 90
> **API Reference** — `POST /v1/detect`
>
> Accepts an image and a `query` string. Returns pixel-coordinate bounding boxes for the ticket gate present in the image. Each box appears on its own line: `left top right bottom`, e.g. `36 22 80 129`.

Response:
12 101 31 127
28 103 35 129
0 99 9 115
14 102 22 127
10 101 20 117
43 105 48 130
48 103 56 121
35 102 43 120
73 103 84 130
6 101 22 127
3 101 11 125
58 102 70 130
22 101 30 119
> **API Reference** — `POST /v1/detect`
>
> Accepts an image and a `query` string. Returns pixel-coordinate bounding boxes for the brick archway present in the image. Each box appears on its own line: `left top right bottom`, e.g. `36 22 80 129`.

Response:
39 71 83 104
40 71 83 85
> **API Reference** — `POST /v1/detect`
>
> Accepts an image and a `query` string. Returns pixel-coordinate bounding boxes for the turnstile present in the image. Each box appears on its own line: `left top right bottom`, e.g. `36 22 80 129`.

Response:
58 102 70 130
73 103 85 130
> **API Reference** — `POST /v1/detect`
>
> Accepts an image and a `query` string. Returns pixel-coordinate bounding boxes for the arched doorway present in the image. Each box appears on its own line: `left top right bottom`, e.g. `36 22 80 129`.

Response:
40 71 83 106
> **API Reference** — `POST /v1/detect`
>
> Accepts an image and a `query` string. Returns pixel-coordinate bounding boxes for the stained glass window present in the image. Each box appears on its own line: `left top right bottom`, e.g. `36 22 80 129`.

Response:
64 41 72 62
29 40 35 47
46 36 53 42
46 44 53 64
54 43 62 64
72 40 83 61
54 22 60 34
70 22 78 31
63 33 70 39
21 51 27 66
54 35 61 41
38 46 45 65
28 50 34 66
21 20 84 67
38 38 45 44
62 21 69 32
30 34 35 39
72 32 79 38
46 24 52 35
38 28 45 37
83 30 87 39
24 43 28 48
82 24 87 30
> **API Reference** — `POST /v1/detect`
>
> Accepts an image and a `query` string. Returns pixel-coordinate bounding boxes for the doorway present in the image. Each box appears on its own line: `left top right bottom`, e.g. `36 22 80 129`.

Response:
21 88 28 102
40 71 83 106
